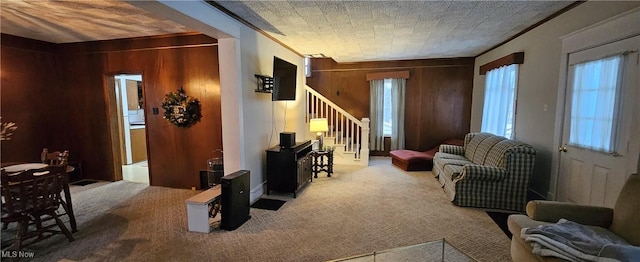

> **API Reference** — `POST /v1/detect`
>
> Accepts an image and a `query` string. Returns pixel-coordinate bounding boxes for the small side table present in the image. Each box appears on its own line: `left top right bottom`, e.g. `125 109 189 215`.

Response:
310 149 334 178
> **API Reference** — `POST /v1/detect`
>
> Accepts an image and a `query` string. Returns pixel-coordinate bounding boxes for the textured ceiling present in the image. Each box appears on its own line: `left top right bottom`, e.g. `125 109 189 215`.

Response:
0 0 194 43
213 1 574 62
0 1 574 62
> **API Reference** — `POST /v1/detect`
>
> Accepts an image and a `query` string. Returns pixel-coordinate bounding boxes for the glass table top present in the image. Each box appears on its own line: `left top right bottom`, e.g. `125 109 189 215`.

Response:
327 239 477 262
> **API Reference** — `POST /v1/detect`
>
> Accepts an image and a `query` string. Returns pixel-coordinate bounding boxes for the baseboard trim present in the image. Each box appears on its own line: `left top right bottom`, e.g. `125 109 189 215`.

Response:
250 182 266 203
547 192 556 201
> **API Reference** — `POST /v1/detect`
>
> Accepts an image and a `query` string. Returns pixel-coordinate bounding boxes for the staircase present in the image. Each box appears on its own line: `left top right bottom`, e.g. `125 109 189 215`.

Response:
305 86 369 166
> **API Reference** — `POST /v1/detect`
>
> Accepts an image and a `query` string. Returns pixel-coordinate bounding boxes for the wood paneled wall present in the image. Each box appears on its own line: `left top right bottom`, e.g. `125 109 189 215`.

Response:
1 33 222 189
1 35 66 163
306 58 474 152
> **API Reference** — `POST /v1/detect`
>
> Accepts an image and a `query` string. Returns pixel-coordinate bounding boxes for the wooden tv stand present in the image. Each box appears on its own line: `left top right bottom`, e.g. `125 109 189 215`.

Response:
266 140 312 198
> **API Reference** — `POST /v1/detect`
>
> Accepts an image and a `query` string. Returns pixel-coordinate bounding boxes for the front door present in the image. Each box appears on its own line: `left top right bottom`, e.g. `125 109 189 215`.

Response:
559 36 640 208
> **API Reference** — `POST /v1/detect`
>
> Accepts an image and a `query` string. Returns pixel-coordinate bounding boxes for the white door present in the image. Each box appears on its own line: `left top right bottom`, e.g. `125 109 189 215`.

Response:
559 36 640 208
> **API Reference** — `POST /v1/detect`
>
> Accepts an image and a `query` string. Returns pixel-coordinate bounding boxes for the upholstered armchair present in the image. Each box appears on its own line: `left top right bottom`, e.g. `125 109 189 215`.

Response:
508 173 640 261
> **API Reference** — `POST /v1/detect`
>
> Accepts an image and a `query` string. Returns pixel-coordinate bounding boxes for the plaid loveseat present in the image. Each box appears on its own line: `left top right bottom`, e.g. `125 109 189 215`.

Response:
432 132 536 212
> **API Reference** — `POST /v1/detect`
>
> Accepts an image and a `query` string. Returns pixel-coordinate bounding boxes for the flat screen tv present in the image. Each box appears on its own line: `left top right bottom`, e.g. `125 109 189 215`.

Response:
272 56 297 101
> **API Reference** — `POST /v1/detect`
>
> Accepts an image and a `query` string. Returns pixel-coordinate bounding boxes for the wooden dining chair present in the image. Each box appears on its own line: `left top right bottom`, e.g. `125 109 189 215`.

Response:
40 148 77 232
41 148 70 166
1 165 74 250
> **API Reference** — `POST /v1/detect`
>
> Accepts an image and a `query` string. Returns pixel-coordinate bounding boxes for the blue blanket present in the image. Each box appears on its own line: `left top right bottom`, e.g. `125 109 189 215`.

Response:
521 219 640 262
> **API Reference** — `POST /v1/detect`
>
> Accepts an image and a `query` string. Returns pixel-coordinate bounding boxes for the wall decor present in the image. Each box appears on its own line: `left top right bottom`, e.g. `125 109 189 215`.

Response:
161 87 202 128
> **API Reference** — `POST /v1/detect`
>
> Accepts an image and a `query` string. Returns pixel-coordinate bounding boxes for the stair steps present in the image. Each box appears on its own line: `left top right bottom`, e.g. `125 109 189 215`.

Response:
305 86 369 166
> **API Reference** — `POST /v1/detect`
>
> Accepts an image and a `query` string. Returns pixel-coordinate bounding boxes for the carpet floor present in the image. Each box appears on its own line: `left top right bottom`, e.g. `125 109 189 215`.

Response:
2 157 512 261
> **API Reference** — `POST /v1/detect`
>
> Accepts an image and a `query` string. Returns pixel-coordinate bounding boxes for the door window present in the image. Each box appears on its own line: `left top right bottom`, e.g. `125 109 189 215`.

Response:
568 55 623 153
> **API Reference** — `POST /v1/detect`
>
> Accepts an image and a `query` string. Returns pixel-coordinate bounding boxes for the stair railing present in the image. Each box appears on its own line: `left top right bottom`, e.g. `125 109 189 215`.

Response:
304 86 369 165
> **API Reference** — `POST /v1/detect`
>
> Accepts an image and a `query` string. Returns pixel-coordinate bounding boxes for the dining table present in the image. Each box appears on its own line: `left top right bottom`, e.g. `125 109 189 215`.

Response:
1 162 78 233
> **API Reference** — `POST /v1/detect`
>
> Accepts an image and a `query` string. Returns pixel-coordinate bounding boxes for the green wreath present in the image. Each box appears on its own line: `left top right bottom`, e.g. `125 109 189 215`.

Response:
161 87 202 128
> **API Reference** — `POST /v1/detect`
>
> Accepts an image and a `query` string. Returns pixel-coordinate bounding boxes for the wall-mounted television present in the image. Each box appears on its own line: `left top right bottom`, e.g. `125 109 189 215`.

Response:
272 56 297 101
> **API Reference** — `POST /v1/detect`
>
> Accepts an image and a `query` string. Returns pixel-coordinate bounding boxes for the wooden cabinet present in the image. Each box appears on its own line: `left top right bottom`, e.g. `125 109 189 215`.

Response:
126 79 141 110
130 128 147 163
266 140 312 198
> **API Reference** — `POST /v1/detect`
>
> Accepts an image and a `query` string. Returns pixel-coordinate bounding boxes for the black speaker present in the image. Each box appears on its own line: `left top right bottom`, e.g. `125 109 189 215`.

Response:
221 170 251 230
279 132 296 148
199 170 210 189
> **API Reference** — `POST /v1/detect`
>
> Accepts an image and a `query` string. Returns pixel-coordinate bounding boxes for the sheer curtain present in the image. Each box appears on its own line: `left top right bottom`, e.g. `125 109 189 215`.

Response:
369 79 385 151
390 78 406 150
481 64 518 139
569 55 622 153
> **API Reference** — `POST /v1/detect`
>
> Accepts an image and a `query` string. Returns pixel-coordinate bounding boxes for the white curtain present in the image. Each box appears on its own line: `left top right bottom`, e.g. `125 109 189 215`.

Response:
481 64 518 139
390 78 406 150
370 79 385 151
568 55 622 153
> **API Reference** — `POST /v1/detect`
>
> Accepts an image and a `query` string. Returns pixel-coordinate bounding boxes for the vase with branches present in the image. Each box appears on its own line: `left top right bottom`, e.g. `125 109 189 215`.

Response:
1 117 18 141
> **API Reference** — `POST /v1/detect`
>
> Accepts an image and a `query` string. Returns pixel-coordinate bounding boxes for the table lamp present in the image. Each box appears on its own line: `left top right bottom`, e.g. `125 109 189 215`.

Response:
309 118 329 150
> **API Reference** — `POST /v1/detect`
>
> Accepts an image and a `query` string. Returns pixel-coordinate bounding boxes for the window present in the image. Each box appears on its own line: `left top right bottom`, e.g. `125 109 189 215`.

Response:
304 57 311 77
481 64 519 139
382 79 392 135
568 55 622 153
369 77 406 151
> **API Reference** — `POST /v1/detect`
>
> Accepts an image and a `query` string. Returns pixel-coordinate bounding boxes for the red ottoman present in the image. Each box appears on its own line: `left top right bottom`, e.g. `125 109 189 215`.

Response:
390 139 463 171
390 148 437 171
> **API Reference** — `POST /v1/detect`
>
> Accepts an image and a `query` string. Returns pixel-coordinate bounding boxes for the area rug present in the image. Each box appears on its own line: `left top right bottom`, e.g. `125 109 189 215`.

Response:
250 198 286 211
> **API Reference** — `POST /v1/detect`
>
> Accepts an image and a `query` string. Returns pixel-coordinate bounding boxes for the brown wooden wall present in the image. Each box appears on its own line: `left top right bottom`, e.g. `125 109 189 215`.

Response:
1 33 222 189
0 36 66 164
306 58 474 152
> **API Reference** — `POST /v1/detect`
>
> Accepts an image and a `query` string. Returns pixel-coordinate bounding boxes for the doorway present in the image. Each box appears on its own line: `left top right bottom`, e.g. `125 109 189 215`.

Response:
557 36 639 207
108 74 150 184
